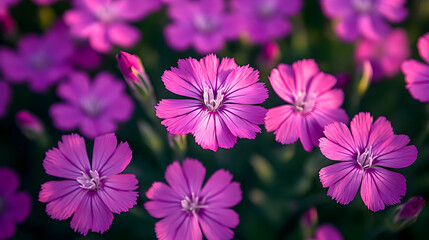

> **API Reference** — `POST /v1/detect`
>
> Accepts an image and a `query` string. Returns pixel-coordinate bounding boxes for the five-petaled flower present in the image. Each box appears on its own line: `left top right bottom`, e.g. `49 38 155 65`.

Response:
319 112 417 212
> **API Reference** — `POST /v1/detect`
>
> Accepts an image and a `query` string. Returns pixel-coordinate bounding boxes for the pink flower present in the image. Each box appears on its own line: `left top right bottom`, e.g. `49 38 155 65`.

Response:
50 71 134 138
0 167 31 239
31 0 63 5
39 133 138 235
355 29 410 81
402 33 429 102
144 158 242 240
231 0 302 44
320 0 408 42
0 81 11 118
155 54 268 151
265 59 348 152
0 25 73 93
164 0 239 54
308 224 343 240
64 0 162 53
319 112 418 212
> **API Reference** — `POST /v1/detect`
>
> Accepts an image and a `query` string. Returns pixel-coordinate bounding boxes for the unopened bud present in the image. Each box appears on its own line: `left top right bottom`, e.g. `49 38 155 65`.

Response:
168 134 187 154
301 207 318 230
16 110 45 140
395 197 425 222
357 60 373 96
116 51 151 91
257 42 281 69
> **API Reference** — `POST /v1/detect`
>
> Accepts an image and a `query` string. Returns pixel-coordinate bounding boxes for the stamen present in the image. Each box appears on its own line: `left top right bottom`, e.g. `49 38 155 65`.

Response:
77 170 104 190
294 92 315 113
181 192 206 215
356 146 375 169
203 87 224 112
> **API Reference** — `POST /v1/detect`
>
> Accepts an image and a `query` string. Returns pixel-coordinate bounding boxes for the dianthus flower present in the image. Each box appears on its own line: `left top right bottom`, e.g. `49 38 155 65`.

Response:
265 59 348 152
319 112 417 211
355 29 410 81
145 158 242 240
50 71 134 138
39 133 138 235
320 0 408 42
402 32 429 102
156 54 268 151
0 167 31 239
64 0 162 53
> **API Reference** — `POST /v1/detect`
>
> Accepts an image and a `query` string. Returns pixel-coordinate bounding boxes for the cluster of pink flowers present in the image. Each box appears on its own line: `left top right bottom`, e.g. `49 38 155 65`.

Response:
163 0 303 53
321 0 410 81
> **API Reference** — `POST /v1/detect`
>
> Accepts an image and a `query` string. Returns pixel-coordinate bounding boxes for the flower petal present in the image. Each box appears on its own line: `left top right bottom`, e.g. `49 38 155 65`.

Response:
319 162 363 204
360 167 406 212
165 161 190 198
350 112 372 150
0 168 19 195
199 212 235 240
182 158 206 196
265 105 300 144
98 174 138 214
4 192 31 223
39 180 85 220
418 33 429 64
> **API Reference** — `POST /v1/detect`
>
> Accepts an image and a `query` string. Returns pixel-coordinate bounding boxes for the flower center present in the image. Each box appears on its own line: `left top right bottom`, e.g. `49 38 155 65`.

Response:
293 92 315 113
77 170 104 191
181 193 206 215
203 86 224 112
95 5 116 24
356 146 376 169
258 1 276 18
80 97 103 117
28 51 51 71
193 15 218 34
353 0 374 13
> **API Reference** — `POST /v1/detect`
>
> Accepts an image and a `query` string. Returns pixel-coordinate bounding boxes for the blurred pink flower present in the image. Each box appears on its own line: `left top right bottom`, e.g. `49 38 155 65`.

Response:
265 59 348 152
402 33 429 102
144 158 242 240
156 54 268 151
0 81 11 118
64 0 162 53
31 0 63 5
319 112 417 212
0 25 73 93
0 167 31 239
39 133 138 235
355 29 410 81
320 0 408 42
395 196 425 222
164 0 239 54
231 0 302 44
50 71 134 138
16 110 45 138
308 224 343 240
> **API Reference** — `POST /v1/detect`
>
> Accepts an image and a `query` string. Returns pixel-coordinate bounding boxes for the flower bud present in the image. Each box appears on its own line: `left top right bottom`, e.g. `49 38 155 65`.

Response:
16 110 44 140
357 60 373 96
116 51 149 88
395 197 425 222
257 41 281 69
168 134 187 154
301 207 318 230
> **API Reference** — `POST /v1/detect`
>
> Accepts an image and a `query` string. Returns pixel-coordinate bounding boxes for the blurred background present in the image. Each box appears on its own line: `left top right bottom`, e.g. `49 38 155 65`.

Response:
1 0 429 239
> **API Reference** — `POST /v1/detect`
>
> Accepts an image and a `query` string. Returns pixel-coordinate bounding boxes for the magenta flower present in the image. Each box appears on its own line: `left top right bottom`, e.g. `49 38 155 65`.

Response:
265 59 348 152
0 25 73 93
402 33 429 102
320 0 408 42
144 158 242 240
308 224 343 240
164 0 239 54
39 133 138 235
155 54 268 151
356 29 410 81
50 71 134 138
71 42 103 70
0 167 31 239
0 0 19 33
319 112 417 212
64 0 162 53
0 81 11 118
231 0 302 44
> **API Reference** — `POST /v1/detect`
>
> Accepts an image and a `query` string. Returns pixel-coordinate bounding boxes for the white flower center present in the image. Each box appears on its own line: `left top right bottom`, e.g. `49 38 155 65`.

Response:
77 170 104 190
193 15 218 34
203 86 224 112
357 146 376 169
258 1 276 18
95 6 117 24
80 97 103 117
353 0 374 13
181 193 206 215
293 92 315 113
